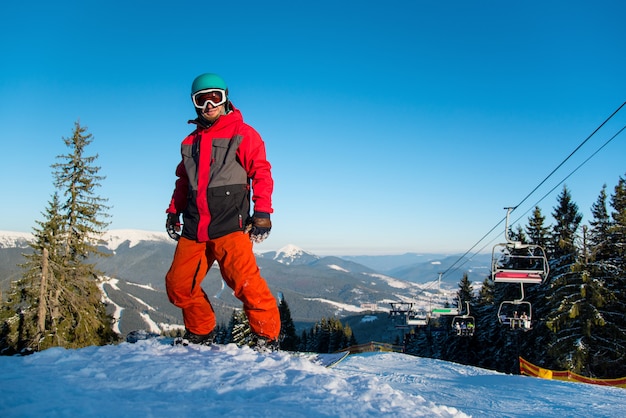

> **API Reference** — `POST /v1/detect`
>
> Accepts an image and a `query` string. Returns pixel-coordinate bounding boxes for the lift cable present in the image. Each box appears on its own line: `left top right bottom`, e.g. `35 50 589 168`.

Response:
439 101 626 281
443 123 626 280
509 101 625 214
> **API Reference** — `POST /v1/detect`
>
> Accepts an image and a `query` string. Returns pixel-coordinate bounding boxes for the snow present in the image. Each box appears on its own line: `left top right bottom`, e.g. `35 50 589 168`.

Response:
101 229 171 250
97 277 124 334
0 231 32 248
0 230 175 251
1 339 624 417
328 264 349 272
364 272 414 289
304 297 368 313
275 244 305 259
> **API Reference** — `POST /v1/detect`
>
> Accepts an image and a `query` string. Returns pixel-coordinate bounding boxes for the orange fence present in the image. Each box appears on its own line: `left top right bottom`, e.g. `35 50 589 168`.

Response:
519 357 626 388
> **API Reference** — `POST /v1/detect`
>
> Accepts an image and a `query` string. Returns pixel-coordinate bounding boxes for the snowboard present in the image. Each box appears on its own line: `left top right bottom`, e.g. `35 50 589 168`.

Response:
293 350 350 368
125 330 349 368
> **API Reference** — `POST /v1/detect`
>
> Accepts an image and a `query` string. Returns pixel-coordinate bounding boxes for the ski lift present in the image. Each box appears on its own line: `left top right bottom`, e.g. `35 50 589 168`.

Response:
451 301 475 337
407 309 429 326
389 302 429 328
497 283 533 331
492 208 549 284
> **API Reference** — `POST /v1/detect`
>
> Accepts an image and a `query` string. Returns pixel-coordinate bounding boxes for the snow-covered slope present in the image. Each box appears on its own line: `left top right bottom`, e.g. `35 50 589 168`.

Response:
1 340 623 417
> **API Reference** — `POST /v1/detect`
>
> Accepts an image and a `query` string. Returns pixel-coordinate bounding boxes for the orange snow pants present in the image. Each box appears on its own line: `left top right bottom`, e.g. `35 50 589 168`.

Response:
165 231 280 340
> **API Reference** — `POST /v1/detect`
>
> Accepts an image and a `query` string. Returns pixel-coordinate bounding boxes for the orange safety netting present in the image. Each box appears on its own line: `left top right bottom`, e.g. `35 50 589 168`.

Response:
519 357 626 388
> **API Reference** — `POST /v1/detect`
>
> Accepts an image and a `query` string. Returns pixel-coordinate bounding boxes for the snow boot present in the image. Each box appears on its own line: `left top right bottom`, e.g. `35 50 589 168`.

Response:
247 333 280 353
174 330 215 346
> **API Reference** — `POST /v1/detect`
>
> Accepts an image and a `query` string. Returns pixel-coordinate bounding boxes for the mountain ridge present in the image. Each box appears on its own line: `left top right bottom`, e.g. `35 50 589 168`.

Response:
0 229 478 341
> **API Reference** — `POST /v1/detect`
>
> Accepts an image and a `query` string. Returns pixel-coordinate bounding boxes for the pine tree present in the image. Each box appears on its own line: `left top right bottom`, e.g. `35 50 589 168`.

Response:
526 206 551 249
302 317 355 353
299 329 309 352
456 272 475 306
478 276 495 305
228 309 251 345
315 318 331 352
543 183 626 377
278 296 300 351
509 225 528 244
545 263 615 375
587 185 611 262
0 122 117 354
15 194 66 350
51 121 110 270
549 185 582 269
593 175 626 377
346 324 358 347
608 175 626 262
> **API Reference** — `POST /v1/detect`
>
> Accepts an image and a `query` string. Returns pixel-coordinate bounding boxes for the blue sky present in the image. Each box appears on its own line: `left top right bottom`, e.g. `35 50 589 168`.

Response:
1 1 625 255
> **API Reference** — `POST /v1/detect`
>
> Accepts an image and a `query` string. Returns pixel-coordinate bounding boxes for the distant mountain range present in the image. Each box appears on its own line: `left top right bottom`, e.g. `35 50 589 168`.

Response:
0 230 490 342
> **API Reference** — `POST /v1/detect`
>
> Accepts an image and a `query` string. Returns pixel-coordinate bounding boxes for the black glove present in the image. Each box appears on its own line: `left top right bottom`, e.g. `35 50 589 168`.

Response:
247 212 271 243
166 213 181 241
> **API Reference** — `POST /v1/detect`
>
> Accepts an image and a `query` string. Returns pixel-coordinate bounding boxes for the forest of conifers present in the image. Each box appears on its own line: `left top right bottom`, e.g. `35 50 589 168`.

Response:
405 176 626 378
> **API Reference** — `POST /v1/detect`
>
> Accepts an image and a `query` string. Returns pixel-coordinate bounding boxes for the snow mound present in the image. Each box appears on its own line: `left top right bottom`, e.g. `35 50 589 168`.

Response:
2 339 624 417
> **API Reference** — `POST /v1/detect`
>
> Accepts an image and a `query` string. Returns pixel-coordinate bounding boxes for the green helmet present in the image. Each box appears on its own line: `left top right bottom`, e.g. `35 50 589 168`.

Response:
191 73 228 95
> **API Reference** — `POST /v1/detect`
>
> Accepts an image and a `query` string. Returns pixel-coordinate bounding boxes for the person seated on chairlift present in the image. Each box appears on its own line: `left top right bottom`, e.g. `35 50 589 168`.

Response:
511 311 519 329
520 312 530 329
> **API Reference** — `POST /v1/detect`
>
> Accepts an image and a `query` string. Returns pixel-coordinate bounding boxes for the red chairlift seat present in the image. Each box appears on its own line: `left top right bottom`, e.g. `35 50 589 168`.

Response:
493 270 543 283
491 208 549 284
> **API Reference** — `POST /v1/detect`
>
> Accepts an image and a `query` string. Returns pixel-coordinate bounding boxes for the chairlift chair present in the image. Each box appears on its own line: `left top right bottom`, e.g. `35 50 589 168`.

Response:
491 208 549 284
497 283 533 331
451 301 475 337
407 309 429 326
497 300 532 331
492 244 549 283
389 302 429 328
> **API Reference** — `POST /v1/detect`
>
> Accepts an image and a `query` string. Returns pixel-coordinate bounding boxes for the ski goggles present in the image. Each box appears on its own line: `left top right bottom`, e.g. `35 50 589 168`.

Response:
191 88 227 109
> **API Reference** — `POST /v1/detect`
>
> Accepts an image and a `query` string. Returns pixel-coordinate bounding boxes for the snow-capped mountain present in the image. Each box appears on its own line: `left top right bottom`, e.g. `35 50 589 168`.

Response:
0 231 32 249
0 229 460 341
261 244 320 265
100 229 173 251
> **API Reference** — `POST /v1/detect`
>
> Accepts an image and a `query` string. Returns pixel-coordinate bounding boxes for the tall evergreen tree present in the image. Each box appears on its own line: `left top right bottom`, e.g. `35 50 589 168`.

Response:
0 122 116 354
51 121 110 270
455 272 475 306
526 206 551 248
228 309 251 345
478 277 495 305
608 175 626 262
595 175 626 377
587 185 611 262
278 296 300 351
543 183 626 377
549 185 582 269
509 225 528 244
545 262 615 376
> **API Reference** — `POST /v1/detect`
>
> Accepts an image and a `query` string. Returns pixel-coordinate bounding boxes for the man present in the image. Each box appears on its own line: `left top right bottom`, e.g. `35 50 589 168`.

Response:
165 73 280 351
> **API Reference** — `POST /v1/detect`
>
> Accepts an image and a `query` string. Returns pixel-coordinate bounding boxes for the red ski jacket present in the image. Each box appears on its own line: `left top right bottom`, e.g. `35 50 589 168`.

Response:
166 104 273 242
